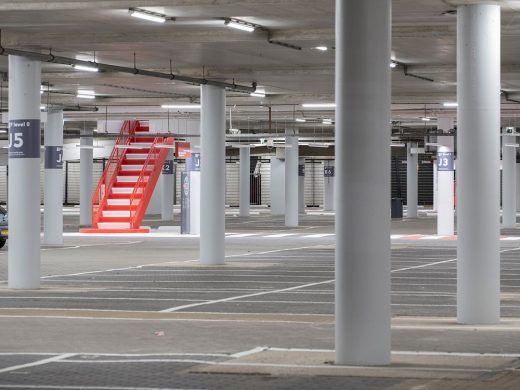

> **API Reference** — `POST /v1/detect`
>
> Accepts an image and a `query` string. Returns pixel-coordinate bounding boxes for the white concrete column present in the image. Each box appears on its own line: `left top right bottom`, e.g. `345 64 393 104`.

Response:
44 110 64 245
433 161 438 211
239 147 250 217
8 55 42 289
200 85 225 265
270 157 285 215
324 161 335 211
285 132 298 227
79 127 93 227
457 4 501 324
298 157 305 213
335 0 391 365
437 117 455 236
502 133 516 228
161 149 174 221
406 142 418 218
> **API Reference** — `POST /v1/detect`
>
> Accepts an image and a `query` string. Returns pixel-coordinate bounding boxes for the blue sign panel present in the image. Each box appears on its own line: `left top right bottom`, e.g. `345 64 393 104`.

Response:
181 172 190 234
162 160 174 175
437 152 454 171
186 153 200 172
298 164 305 177
8 119 40 159
324 166 335 177
44 146 63 169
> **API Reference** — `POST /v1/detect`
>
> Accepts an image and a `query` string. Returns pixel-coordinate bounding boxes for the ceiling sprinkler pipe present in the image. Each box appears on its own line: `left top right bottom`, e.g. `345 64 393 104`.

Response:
0 47 256 94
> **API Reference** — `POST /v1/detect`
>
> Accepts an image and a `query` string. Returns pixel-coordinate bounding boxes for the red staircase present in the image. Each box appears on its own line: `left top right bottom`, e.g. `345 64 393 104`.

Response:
80 120 174 233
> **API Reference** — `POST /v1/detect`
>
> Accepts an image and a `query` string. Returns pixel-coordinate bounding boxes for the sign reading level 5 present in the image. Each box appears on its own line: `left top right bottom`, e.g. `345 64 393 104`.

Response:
437 152 454 171
8 119 41 159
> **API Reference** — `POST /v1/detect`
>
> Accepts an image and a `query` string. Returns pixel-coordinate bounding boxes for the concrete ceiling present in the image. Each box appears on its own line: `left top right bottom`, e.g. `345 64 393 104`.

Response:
0 0 519 131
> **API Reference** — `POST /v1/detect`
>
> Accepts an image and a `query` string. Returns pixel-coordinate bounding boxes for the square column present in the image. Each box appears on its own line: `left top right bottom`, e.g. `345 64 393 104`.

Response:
502 132 516 228
406 142 418 218
8 55 42 289
44 110 64 245
457 4 501 324
285 132 298 227
239 147 250 217
335 0 391 365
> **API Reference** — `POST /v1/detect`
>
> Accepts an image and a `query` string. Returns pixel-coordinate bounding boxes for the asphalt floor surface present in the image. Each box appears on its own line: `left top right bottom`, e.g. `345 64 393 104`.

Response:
0 208 519 389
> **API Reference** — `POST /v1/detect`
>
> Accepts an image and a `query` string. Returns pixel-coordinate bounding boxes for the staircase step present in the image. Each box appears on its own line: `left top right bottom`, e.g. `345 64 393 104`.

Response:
129 142 153 148
110 193 142 199
102 210 131 217
112 187 144 194
123 159 155 165
126 153 149 160
100 216 131 222
107 199 130 206
118 170 150 176
105 205 138 211
98 222 131 229
133 137 156 143
121 164 148 171
116 176 139 183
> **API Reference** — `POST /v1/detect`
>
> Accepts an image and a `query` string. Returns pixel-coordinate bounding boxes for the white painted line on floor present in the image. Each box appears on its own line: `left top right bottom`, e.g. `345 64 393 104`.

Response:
0 386 206 390
303 233 335 238
230 346 269 358
226 233 260 238
263 233 297 238
0 352 76 374
159 279 334 312
61 358 217 365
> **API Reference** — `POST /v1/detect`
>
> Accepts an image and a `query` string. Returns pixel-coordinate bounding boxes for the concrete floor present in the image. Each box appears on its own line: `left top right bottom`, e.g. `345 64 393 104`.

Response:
0 207 519 389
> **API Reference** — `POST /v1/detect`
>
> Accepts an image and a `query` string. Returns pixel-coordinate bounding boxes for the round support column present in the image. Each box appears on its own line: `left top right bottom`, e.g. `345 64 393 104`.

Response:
406 142 418 218
8 55 42 289
502 132 516 228
239 147 250 217
457 4 501 324
200 85 225 265
335 0 391 365
79 127 93 227
44 110 64 245
285 132 298 227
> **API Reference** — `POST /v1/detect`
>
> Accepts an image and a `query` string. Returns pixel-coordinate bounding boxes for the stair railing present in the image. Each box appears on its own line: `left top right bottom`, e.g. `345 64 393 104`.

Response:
91 120 139 228
129 136 174 229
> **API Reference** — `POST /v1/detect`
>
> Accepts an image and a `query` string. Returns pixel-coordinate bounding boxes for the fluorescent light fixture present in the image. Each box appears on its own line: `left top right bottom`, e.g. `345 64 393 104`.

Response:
40 105 46 111
390 61 398 68
425 142 441 147
302 103 336 108
77 90 96 99
391 143 406 147
421 117 431 121
295 118 306 123
161 104 201 109
40 85 45 94
225 19 255 32
505 144 520 148
74 64 99 72
250 90 266 98
315 46 328 51
443 102 458 107
322 119 333 125
130 8 166 23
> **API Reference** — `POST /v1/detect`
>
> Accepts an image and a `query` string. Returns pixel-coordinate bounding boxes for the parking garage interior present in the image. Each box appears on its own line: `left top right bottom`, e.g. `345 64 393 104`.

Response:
1 1 520 389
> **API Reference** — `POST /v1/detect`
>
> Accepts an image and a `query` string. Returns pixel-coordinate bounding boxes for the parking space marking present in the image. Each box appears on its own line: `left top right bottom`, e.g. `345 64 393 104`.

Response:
0 353 76 374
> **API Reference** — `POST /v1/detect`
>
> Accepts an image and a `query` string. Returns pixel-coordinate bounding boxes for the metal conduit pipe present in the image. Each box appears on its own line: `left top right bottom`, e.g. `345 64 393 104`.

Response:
0 47 257 94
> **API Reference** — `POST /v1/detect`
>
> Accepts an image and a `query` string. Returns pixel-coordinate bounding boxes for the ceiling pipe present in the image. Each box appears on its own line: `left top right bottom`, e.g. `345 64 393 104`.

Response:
0 47 257 94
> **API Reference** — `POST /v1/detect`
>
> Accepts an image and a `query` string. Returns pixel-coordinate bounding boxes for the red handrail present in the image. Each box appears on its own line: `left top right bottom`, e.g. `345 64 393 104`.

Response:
129 136 174 229
91 120 139 228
